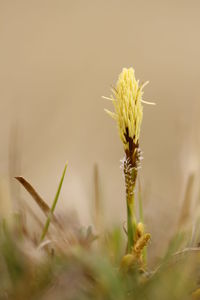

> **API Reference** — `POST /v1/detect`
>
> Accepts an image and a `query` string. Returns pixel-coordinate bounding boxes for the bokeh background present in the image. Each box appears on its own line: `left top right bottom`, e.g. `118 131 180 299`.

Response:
0 0 200 259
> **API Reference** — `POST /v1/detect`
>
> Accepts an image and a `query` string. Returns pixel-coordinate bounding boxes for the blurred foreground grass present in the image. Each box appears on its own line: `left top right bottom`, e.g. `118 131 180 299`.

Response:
0 165 200 300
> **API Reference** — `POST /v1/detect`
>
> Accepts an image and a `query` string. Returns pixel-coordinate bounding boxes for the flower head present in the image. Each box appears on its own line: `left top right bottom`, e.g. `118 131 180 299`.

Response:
105 68 148 150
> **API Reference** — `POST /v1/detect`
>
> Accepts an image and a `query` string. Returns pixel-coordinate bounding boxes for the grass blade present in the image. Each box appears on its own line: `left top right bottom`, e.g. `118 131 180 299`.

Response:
178 173 195 230
15 177 51 215
40 162 68 242
15 177 58 225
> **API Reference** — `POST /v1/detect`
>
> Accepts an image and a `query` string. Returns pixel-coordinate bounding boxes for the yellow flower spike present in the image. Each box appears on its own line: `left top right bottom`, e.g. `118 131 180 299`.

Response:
135 222 145 241
105 68 148 149
134 233 151 255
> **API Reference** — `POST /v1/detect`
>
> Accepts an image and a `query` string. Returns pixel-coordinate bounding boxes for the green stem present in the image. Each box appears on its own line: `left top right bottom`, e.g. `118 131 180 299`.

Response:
138 180 147 265
126 191 136 253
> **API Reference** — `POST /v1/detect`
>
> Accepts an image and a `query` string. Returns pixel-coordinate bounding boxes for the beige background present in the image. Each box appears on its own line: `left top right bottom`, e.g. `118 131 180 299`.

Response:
0 0 200 257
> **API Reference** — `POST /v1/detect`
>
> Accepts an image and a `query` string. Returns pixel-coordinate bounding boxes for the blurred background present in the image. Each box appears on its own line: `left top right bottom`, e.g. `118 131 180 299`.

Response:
0 0 200 259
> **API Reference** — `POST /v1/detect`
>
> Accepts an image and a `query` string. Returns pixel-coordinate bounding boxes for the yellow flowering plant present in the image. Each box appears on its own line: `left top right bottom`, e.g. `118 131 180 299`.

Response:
105 68 153 267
